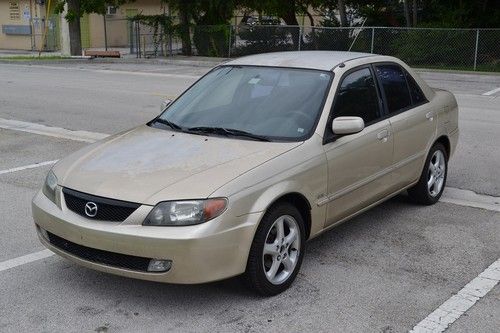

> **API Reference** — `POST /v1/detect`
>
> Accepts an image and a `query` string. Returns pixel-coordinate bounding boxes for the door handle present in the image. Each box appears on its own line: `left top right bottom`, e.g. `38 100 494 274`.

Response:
377 129 389 142
426 111 434 121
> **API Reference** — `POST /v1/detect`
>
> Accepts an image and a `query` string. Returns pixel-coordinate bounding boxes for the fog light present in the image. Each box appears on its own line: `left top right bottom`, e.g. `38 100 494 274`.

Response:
147 259 172 272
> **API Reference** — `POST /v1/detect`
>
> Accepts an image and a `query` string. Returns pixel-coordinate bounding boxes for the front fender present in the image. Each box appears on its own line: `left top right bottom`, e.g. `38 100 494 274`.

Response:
211 135 328 239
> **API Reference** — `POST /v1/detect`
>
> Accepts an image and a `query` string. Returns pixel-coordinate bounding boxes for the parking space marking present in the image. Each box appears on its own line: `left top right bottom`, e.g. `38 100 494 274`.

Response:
482 87 500 96
0 249 54 273
3 64 201 79
0 118 108 143
0 160 58 175
410 258 500 333
441 187 500 212
92 69 200 79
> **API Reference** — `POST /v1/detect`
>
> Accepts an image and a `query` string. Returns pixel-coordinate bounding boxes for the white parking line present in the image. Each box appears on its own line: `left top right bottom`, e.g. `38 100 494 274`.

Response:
0 160 58 175
482 87 500 96
441 187 500 212
0 249 54 273
4 63 201 79
93 69 200 79
0 118 108 142
410 258 500 333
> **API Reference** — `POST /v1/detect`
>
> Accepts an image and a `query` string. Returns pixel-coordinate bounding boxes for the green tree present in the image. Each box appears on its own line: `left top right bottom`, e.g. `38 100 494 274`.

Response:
54 0 129 55
163 0 237 55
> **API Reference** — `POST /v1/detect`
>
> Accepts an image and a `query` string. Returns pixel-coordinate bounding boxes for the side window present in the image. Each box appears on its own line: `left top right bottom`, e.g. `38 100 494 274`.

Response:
332 68 381 124
375 65 411 114
405 70 427 105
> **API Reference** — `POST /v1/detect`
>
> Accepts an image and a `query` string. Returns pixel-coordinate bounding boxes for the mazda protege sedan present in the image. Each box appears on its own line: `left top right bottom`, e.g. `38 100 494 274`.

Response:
33 51 458 295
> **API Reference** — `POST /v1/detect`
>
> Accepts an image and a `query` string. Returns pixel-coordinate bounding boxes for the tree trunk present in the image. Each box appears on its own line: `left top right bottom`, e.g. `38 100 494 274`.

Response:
403 0 411 27
279 2 301 49
338 0 348 27
412 0 417 27
306 10 315 27
67 0 82 56
178 7 192 55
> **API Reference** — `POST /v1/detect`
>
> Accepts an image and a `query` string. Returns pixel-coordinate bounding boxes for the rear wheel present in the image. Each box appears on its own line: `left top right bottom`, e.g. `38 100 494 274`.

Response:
244 202 305 296
408 143 448 205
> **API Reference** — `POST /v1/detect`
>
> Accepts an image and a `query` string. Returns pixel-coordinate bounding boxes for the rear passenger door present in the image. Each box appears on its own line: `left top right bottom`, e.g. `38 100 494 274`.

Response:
374 64 436 188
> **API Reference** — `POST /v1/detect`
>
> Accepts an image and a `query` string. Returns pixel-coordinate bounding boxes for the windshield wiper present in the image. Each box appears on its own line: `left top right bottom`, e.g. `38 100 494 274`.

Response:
154 118 183 130
187 126 271 142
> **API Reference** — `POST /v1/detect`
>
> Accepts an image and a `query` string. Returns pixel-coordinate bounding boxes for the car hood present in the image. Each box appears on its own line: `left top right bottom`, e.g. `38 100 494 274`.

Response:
54 125 301 205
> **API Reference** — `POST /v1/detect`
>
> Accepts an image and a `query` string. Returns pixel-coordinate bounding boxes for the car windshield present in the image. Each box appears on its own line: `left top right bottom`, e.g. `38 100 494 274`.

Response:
153 66 333 141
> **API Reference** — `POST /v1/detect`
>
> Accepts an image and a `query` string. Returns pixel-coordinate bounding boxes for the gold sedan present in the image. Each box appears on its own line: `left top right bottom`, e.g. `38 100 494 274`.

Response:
32 51 459 295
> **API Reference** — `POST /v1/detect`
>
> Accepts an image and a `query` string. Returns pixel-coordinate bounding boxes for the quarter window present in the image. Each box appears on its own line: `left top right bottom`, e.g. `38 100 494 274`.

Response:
405 70 427 105
332 68 381 124
375 65 412 114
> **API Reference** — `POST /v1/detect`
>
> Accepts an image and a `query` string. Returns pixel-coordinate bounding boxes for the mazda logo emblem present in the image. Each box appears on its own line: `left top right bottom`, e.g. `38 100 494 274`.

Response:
84 202 98 217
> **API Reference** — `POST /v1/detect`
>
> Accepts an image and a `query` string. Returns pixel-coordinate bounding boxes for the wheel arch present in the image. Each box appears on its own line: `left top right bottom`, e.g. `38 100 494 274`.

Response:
265 192 312 240
435 135 451 159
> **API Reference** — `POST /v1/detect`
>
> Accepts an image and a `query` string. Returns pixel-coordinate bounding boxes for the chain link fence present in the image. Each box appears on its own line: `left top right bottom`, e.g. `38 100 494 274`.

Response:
100 22 499 71
30 15 59 51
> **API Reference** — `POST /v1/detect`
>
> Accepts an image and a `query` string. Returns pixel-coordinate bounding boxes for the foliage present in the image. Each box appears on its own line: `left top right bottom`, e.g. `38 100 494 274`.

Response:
162 0 238 55
378 28 475 68
192 25 233 57
129 14 174 57
53 0 130 21
234 26 295 56
419 0 500 28
303 27 351 51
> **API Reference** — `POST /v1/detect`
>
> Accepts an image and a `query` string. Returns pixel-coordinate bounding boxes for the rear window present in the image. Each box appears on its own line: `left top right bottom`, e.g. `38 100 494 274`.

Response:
375 65 412 114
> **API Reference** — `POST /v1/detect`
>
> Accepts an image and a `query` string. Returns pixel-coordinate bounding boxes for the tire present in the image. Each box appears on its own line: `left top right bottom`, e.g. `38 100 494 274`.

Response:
408 142 448 205
244 202 306 296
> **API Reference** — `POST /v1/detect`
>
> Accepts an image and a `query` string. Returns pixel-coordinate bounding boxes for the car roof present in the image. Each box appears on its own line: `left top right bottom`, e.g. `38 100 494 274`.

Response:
225 51 376 71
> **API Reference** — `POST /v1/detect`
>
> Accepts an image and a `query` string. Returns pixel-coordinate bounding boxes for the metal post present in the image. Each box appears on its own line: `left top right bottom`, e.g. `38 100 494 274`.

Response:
298 26 302 51
473 29 479 71
228 25 232 58
103 15 108 51
370 27 375 53
129 20 134 54
136 22 141 58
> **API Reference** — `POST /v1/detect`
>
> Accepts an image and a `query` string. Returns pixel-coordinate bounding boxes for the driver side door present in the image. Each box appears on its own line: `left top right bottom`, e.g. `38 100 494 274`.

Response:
322 66 394 226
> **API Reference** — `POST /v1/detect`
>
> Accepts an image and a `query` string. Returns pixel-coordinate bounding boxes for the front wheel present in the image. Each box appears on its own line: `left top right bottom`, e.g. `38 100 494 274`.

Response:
408 142 448 205
244 202 305 296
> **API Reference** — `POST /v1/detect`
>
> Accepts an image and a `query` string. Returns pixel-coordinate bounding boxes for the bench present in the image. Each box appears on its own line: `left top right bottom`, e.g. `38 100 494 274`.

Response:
84 50 121 58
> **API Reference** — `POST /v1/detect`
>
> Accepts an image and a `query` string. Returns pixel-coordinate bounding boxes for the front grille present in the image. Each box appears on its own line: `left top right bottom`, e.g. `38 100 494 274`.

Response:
47 231 152 272
63 187 140 222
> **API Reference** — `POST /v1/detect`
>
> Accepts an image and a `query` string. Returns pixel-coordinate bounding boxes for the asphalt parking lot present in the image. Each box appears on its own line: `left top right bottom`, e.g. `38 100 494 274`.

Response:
0 61 499 332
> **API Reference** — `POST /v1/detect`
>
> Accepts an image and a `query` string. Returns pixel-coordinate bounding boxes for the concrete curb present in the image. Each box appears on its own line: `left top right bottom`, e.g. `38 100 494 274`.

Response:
414 68 500 76
0 56 227 68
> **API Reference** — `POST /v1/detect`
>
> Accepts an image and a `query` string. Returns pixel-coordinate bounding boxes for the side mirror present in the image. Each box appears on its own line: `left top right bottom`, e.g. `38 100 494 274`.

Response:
331 116 364 135
161 99 173 112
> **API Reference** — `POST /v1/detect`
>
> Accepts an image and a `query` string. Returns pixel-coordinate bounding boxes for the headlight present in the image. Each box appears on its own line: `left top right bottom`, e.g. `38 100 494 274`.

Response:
143 198 227 226
42 170 58 203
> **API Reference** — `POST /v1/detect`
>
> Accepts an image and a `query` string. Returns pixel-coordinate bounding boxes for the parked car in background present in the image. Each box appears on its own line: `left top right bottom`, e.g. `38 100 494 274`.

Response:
32 51 459 295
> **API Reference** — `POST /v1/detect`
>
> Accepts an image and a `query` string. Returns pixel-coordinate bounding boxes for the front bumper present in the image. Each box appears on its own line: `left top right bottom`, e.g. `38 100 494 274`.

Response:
32 190 260 284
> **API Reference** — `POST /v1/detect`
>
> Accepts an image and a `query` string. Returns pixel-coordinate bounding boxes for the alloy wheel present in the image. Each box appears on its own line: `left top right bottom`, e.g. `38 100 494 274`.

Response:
262 215 301 285
427 150 446 197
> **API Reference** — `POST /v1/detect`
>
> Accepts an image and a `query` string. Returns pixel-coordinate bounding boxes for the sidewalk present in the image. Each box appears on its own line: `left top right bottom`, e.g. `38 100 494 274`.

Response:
0 49 62 58
0 49 225 67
